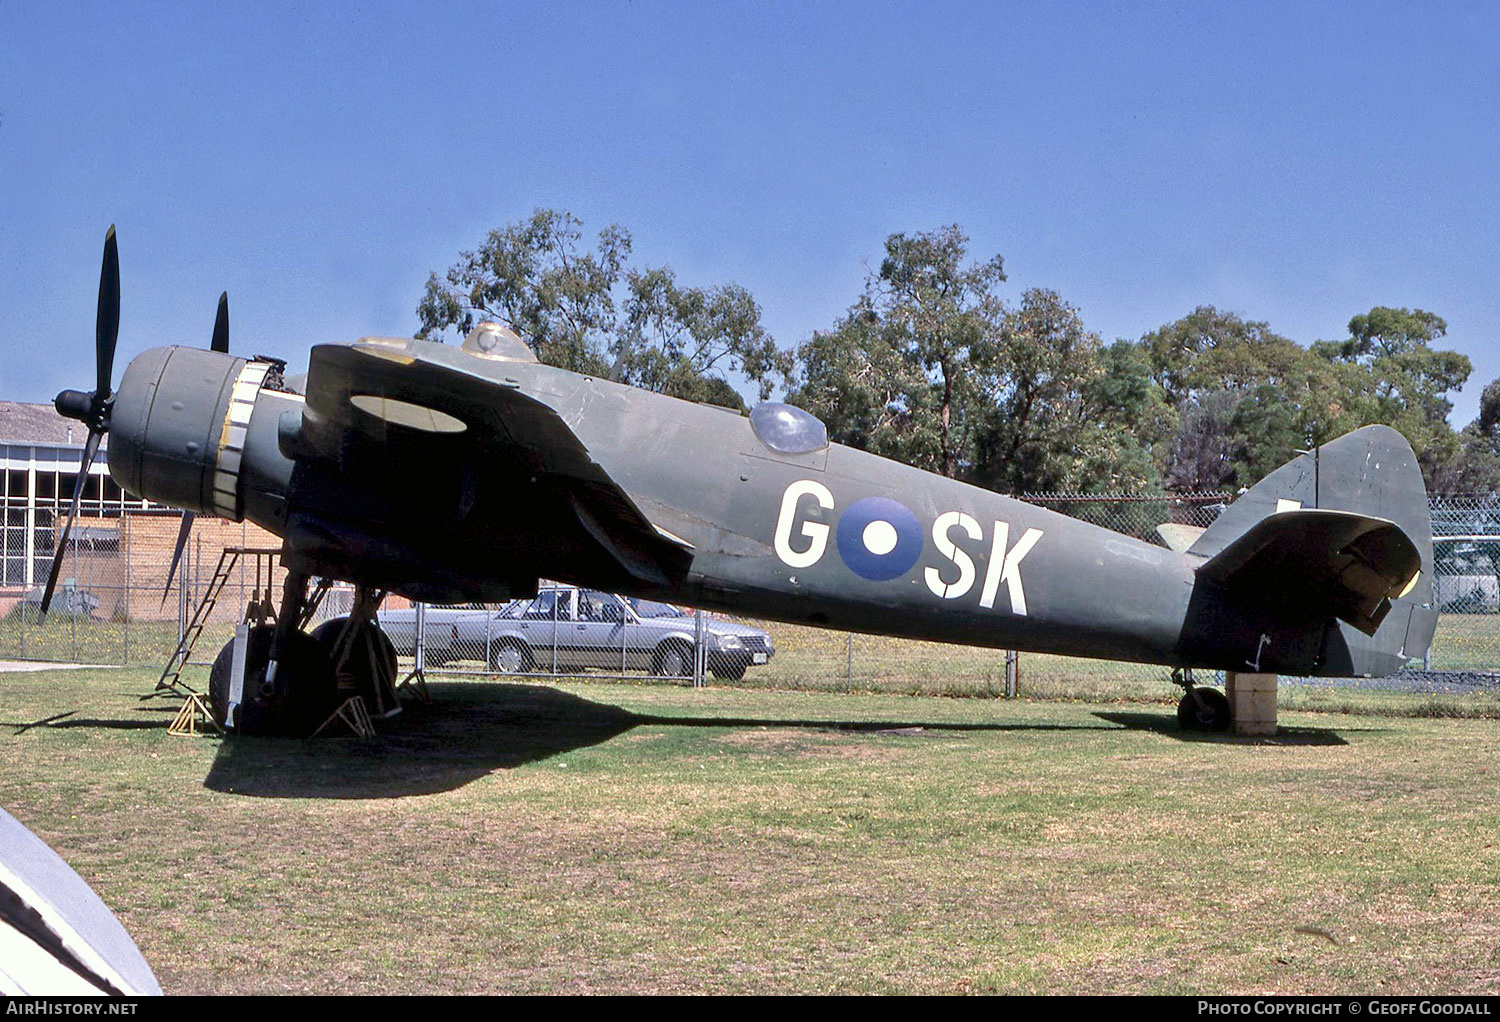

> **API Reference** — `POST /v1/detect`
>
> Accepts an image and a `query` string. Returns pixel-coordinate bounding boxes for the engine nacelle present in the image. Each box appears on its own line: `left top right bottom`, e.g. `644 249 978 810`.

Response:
109 346 280 520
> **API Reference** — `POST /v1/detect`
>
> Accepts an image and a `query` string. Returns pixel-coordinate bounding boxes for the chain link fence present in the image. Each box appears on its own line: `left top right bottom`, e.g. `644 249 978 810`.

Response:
1422 494 1500 688
0 507 290 671
3 496 1499 697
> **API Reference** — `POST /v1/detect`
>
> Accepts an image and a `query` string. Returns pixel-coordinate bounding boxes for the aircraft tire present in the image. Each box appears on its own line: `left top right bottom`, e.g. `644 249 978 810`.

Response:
1177 687 1232 732
310 617 397 706
209 625 338 737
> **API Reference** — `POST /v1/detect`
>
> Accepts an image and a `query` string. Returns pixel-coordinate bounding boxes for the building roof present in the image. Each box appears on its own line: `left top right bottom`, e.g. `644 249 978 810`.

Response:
0 402 107 448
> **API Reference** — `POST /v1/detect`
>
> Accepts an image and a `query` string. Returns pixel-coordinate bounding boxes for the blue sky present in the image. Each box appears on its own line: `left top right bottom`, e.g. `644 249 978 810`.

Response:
3 1 1497 426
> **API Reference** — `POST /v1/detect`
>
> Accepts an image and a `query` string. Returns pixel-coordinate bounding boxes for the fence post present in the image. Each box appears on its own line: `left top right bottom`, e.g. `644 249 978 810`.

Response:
122 514 130 665
414 601 427 674
845 632 853 692
1004 650 1018 699
693 608 705 688
69 533 77 662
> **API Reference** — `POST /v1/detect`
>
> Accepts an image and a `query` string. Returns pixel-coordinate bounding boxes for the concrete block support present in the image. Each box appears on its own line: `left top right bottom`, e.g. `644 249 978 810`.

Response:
1226 672 1278 736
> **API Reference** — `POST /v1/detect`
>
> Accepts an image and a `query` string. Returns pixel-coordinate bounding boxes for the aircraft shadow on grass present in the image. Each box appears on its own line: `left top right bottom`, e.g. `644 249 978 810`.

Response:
189 683 1359 800
1093 711 1353 746
5 686 1360 798
192 682 1145 799
4 710 167 735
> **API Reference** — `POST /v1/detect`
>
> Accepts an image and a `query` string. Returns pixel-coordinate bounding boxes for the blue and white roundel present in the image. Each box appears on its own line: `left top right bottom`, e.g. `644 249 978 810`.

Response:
836 497 924 581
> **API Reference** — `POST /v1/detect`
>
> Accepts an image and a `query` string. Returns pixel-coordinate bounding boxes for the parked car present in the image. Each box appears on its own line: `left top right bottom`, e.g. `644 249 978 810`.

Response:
1432 537 1500 613
379 601 494 665
433 585 774 679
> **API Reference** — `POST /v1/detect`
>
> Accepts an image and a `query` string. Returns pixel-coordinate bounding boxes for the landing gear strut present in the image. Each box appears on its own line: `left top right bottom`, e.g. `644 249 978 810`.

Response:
208 623 335 736
1172 668 1232 732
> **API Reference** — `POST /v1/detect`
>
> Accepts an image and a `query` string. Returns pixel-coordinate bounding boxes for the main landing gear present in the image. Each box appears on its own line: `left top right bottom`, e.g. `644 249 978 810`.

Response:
208 573 400 737
1172 667 1232 732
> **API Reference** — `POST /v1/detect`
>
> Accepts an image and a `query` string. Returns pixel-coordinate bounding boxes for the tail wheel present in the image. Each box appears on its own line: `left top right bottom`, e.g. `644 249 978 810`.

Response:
1177 687 1232 732
489 640 534 675
653 640 693 678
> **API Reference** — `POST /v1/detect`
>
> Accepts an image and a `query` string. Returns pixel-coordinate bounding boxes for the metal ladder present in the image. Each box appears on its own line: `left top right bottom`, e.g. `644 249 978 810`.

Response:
150 546 281 699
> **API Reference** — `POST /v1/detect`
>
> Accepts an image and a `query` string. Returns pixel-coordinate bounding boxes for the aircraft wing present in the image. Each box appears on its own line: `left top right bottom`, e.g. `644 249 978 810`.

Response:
1195 508 1422 637
298 341 692 585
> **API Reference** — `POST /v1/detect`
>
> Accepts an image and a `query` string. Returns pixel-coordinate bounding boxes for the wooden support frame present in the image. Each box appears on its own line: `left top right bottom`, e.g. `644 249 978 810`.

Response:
311 696 377 739
1226 672 1278 736
167 693 223 736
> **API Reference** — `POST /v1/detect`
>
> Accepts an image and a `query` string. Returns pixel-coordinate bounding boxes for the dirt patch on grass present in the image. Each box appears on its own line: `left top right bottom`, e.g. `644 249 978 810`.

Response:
713 727 912 761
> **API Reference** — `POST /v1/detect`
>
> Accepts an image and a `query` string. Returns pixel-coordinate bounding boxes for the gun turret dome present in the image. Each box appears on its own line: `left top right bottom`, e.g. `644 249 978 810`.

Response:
462 322 536 362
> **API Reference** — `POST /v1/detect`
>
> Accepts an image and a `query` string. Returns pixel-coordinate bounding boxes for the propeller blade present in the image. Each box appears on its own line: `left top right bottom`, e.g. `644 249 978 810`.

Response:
210 292 228 353
95 226 120 400
161 511 196 605
38 430 103 620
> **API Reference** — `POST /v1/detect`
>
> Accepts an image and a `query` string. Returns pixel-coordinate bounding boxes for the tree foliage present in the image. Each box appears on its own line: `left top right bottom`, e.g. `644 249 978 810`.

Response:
614 267 784 409
417 209 788 409
1311 307 1473 484
790 227 1155 493
1430 377 1500 494
1111 304 1482 492
788 226 1005 477
972 289 1156 493
1130 306 1361 489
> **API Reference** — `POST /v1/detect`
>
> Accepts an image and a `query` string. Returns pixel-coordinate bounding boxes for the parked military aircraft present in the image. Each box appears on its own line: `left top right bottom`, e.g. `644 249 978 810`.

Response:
42 228 1436 735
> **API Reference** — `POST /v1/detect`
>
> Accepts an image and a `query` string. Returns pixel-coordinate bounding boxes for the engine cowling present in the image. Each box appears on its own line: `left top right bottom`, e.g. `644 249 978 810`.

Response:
108 345 272 519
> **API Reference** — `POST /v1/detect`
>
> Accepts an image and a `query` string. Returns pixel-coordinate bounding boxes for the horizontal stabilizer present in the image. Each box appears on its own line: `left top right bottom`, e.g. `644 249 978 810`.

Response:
1196 508 1422 637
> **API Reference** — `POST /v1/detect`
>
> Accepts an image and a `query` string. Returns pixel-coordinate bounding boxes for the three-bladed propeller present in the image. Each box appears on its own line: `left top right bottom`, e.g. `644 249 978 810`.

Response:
43 228 232 620
160 292 229 602
41 228 120 620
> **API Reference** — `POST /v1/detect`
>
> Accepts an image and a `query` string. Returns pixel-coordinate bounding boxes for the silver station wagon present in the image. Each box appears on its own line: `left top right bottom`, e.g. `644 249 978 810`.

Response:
389 584 775 680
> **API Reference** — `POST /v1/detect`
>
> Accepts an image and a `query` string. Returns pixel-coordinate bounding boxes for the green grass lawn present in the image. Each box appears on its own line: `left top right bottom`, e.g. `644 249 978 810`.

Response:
1 666 1497 995
427 616 1500 718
